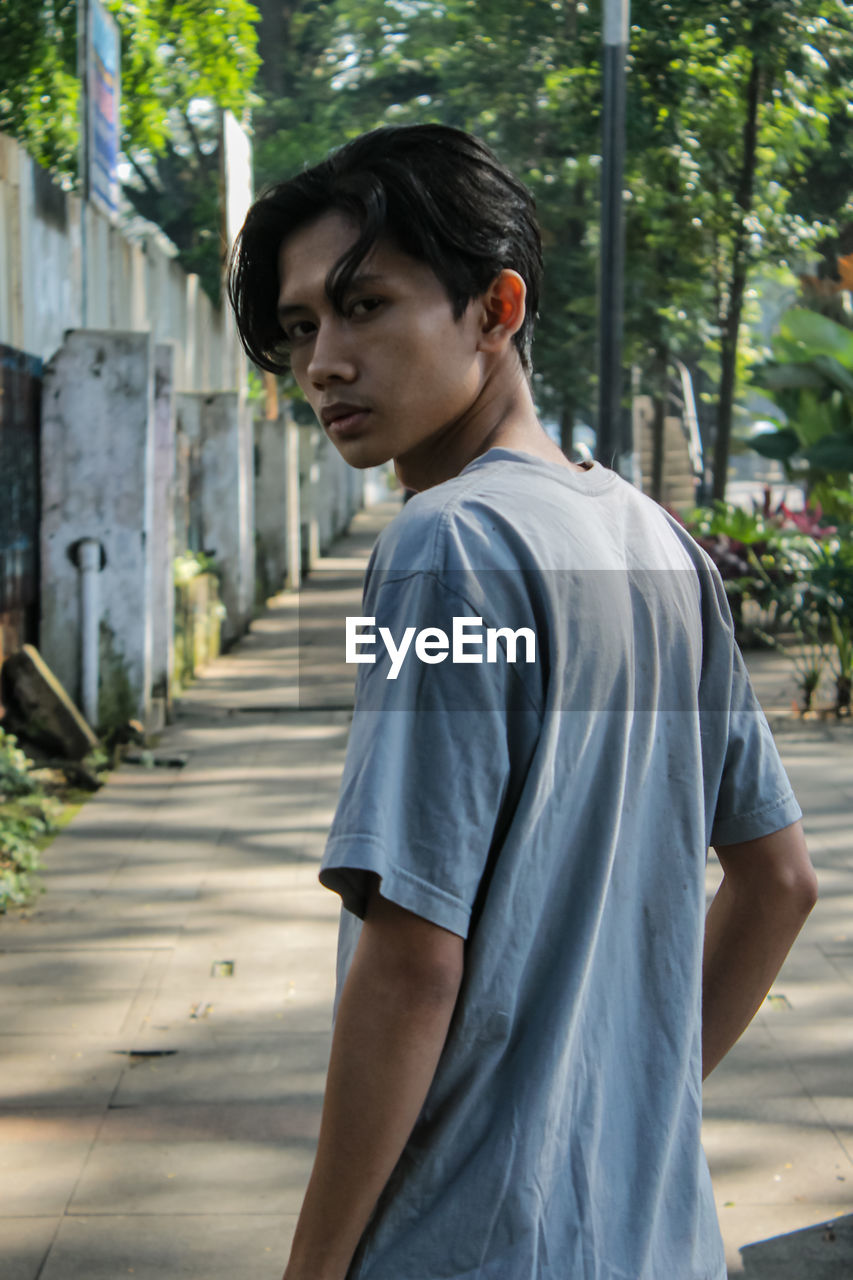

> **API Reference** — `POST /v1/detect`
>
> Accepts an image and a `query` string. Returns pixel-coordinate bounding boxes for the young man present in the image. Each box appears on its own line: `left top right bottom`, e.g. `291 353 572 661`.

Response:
229 125 818 1280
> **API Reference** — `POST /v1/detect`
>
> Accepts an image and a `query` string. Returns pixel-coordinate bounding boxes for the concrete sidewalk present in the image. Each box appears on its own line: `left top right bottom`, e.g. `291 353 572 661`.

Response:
2 499 852 1279
702 648 853 1275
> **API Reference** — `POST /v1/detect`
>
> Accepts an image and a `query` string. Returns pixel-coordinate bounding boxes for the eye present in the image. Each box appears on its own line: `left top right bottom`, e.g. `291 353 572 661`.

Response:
349 297 383 319
282 319 316 344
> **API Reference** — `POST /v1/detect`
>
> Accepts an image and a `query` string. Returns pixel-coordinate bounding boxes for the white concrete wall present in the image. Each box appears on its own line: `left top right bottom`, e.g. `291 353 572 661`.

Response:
284 408 302 590
255 411 287 597
297 424 365 568
40 331 155 730
175 392 254 646
0 133 239 392
151 343 177 726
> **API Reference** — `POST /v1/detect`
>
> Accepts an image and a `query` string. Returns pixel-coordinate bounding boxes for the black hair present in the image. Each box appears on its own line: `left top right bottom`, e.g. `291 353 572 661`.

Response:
227 124 543 375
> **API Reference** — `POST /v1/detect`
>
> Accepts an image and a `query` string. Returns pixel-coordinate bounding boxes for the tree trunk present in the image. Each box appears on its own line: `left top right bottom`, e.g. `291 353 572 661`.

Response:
254 0 292 97
712 47 763 503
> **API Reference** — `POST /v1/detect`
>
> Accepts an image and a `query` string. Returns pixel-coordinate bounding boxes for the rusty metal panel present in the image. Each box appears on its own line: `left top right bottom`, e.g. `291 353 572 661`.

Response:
0 345 42 662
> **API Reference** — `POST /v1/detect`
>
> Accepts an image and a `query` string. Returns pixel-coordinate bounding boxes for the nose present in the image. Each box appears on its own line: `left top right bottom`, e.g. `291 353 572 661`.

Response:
306 318 357 387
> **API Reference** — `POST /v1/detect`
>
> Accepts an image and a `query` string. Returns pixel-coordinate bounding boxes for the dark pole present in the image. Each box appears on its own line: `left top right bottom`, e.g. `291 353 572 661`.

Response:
78 0 90 326
597 0 629 473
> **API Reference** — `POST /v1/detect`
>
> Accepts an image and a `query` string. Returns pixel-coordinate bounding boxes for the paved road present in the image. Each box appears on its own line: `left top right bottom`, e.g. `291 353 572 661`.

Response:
1 499 851 1278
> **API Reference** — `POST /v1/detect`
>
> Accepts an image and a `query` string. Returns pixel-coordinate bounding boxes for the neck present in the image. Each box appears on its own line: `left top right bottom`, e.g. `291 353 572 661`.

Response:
394 362 580 492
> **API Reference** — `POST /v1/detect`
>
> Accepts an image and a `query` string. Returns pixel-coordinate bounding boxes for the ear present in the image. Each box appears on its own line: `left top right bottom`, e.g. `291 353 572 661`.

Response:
477 270 527 355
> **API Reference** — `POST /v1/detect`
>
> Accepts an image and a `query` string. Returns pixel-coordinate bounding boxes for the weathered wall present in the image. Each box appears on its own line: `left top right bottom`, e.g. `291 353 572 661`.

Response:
175 392 254 646
314 430 365 554
151 343 177 726
296 425 365 570
254 401 305 596
255 411 288 599
0 133 239 392
40 331 155 730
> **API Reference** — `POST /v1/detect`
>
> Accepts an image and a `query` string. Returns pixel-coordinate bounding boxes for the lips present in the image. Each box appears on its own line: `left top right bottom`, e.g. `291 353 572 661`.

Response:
320 401 370 428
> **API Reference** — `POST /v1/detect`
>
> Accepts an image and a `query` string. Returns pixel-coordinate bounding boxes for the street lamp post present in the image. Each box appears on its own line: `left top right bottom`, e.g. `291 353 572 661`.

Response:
77 0 90 327
597 0 630 473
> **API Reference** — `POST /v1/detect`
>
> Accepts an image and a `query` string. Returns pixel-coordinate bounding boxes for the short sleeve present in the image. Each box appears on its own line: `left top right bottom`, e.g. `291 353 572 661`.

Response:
319 570 526 938
709 642 802 847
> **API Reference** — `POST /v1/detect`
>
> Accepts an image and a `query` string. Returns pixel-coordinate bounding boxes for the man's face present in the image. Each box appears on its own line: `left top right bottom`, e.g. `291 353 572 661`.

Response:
276 210 487 473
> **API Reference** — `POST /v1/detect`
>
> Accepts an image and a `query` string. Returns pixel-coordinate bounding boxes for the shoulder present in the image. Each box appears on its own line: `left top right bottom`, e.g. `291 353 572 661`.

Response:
369 472 514 578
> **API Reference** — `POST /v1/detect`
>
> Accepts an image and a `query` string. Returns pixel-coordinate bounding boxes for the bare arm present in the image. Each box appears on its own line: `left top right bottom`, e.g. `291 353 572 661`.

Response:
702 819 817 1079
282 883 465 1280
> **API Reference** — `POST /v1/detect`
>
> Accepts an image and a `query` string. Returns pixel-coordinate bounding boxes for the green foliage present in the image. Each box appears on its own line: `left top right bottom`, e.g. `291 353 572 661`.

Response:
114 0 261 299
0 728 40 798
750 531 853 714
689 501 775 546
0 729 59 912
174 550 221 584
112 0 260 159
686 498 853 713
0 0 260 297
250 0 853 460
0 0 260 177
749 306 853 509
97 620 138 738
0 2 79 175
6 1 853 456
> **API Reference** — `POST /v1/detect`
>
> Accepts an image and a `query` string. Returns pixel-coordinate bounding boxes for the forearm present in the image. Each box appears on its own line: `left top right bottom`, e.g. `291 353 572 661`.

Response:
283 905 463 1280
702 823 817 1079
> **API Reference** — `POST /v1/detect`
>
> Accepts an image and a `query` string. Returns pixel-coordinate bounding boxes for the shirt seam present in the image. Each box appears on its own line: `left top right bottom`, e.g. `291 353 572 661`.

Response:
323 834 473 920
715 788 799 830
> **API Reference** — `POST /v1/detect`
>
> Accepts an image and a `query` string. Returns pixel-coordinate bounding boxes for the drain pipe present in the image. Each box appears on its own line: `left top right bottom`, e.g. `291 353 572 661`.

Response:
70 538 105 730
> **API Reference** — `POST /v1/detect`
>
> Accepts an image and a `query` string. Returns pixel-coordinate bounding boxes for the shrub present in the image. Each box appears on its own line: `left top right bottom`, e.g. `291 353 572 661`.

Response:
683 499 853 716
0 728 58 911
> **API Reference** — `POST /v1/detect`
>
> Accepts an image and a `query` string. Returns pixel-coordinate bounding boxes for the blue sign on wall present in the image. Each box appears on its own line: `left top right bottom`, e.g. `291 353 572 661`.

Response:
88 0 121 218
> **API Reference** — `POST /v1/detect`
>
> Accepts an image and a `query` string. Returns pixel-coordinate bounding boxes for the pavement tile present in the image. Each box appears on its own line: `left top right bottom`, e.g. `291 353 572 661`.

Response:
704 1108 852 1208
0 948 163 991
111 1034 331 1105
802 1094 853 1161
139 987 333 1037
0 1109 102 1215
68 1134 314 1215
753 978 853 1022
96 1101 321 1143
0 915 183 950
820 949 853 989
39 1213 297 1280
199 863 332 891
702 1026 804 1104
33 867 127 896
196 883 341 921
1 991 153 1036
0 1217 58 1280
0 1038 126 1107
157 925 337 968
760 1021 853 1102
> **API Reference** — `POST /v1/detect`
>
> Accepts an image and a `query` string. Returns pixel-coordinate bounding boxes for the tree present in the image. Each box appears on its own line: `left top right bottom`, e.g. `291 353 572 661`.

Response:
642 0 853 499
0 0 260 298
0 1 79 175
247 0 853 492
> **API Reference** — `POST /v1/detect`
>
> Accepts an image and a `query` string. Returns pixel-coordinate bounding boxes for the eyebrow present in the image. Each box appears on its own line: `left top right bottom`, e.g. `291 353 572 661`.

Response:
277 272 389 319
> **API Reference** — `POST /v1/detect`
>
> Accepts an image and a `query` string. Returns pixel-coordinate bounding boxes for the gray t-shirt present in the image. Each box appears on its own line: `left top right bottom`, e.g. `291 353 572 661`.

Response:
319 447 802 1280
